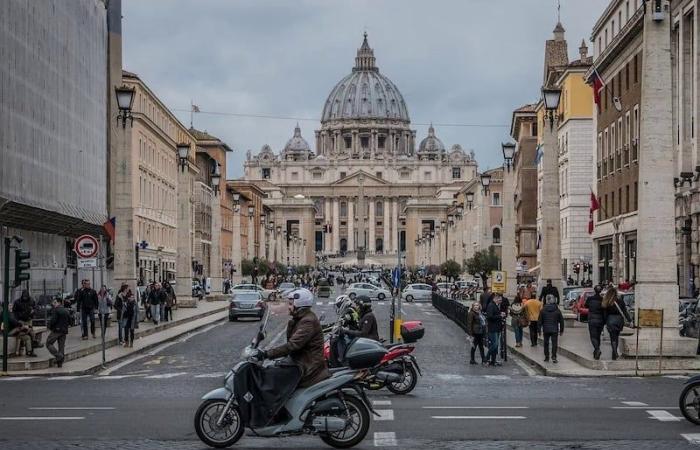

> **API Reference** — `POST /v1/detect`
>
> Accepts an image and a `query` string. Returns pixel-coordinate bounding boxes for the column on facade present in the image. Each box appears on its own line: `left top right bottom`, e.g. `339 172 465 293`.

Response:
371 130 377 159
392 198 399 253
368 198 376 254
176 159 196 306
539 113 562 293
388 131 395 155
347 199 355 252
332 197 340 253
210 194 223 294
502 167 517 297
113 123 137 292
383 197 391 254
324 199 331 254
281 231 287 267
352 130 358 156
231 207 242 284
259 220 266 260
247 212 255 260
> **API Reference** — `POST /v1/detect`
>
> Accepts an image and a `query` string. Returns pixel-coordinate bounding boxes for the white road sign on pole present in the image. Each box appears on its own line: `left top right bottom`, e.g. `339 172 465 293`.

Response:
77 258 98 268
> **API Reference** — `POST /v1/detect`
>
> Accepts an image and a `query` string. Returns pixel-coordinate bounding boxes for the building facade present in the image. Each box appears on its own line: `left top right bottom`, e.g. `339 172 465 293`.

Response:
0 0 109 295
242 34 478 267
587 0 643 285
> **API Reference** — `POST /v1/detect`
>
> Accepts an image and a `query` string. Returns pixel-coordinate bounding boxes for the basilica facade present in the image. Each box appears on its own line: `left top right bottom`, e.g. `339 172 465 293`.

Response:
242 34 478 266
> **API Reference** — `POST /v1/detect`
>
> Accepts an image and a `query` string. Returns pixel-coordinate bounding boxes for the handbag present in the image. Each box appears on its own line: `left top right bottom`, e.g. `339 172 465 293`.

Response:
518 315 530 328
613 300 630 327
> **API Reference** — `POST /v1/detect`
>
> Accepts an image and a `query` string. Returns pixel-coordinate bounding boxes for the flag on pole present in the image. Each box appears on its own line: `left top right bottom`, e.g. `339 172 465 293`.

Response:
534 144 544 165
588 69 605 110
192 104 200 113
103 217 116 243
588 190 600 234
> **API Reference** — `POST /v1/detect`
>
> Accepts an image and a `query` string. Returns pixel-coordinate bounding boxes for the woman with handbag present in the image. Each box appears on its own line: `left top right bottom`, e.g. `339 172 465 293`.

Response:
466 302 487 365
602 287 631 360
509 296 527 348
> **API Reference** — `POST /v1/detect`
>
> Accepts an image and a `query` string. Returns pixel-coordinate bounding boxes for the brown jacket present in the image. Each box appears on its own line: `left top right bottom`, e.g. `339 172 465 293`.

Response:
266 308 330 388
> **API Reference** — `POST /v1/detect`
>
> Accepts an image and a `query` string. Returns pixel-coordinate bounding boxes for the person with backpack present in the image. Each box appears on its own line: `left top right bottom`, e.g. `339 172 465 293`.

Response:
509 296 527 348
538 294 565 363
584 285 605 360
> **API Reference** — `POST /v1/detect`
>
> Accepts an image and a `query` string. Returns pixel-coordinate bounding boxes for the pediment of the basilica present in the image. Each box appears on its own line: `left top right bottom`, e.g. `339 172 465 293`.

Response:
330 170 390 187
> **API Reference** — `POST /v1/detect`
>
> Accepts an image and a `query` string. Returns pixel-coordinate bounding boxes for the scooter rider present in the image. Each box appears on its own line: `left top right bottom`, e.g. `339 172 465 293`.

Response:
341 295 379 341
254 288 330 388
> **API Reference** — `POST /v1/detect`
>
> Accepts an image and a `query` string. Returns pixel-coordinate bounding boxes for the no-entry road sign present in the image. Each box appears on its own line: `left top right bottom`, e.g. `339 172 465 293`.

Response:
74 234 99 259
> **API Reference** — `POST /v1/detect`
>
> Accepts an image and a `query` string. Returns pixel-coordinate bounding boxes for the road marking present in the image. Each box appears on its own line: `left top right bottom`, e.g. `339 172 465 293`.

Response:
435 374 465 381
378 302 385 306
316 302 323 306
372 400 392 406
431 416 526 420
144 372 188 379
664 375 690 379
682 434 700 445
194 372 227 378
0 416 85 420
484 375 511 380
373 431 397 446
46 376 90 381
647 410 682 421
612 406 677 410
422 406 528 409
622 401 648 407
0 377 36 381
28 407 115 410
97 375 140 380
374 409 394 421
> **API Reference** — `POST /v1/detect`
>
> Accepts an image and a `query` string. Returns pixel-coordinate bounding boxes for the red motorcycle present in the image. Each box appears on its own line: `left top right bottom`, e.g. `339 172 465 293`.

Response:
324 321 424 395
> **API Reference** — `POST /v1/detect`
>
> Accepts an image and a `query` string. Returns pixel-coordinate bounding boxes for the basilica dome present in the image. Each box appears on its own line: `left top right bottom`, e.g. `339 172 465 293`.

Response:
418 124 445 153
283 124 311 153
321 33 410 124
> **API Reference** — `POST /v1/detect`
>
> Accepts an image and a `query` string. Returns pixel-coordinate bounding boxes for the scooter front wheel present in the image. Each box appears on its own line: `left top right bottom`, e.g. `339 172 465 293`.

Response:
386 362 418 395
320 395 370 449
195 399 244 448
680 382 700 425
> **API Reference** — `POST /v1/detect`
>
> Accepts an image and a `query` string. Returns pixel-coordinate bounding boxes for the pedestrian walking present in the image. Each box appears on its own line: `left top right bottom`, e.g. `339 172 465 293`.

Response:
76 279 98 340
122 289 138 347
466 302 486 365
539 279 560 305
148 282 166 325
114 284 128 344
509 296 527 348
584 285 605 360
97 285 112 331
523 296 543 346
485 294 504 366
163 281 175 322
602 287 630 360
538 294 564 363
479 287 493 312
46 298 70 367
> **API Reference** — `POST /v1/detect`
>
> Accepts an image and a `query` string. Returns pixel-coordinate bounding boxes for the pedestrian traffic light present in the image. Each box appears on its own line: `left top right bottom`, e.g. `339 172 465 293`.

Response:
13 249 30 287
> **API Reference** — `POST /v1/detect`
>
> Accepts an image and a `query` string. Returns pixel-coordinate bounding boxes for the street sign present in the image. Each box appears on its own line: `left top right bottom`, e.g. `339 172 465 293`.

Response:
392 267 401 288
74 234 99 258
77 258 97 268
491 270 506 294
638 309 663 328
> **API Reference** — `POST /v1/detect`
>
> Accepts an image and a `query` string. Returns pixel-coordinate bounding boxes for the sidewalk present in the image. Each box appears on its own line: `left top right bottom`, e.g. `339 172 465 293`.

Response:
1 300 228 376
507 320 700 377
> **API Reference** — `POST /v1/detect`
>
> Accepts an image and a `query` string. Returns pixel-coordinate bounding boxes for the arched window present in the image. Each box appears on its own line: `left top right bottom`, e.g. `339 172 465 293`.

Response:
492 227 501 244
376 201 383 216
340 201 347 218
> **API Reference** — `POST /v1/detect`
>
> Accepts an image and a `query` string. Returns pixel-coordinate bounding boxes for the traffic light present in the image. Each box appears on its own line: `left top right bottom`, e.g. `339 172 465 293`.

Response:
573 263 580 274
14 249 30 287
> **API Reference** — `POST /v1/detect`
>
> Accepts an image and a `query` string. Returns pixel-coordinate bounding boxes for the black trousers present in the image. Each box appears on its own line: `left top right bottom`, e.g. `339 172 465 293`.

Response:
543 332 559 359
528 322 539 345
588 321 604 353
470 334 485 362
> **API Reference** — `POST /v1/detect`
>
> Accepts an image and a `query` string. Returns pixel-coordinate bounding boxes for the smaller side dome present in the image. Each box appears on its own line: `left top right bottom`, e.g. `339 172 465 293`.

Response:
283 123 311 154
418 124 445 153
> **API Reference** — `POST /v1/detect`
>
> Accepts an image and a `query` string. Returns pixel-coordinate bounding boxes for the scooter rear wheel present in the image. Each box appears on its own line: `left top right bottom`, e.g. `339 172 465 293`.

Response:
195 399 244 448
386 362 418 395
320 395 370 449
680 382 700 425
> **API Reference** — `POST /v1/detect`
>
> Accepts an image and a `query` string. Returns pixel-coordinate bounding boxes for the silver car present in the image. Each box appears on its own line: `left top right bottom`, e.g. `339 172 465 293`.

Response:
229 291 266 321
232 283 277 301
401 283 434 302
345 282 391 301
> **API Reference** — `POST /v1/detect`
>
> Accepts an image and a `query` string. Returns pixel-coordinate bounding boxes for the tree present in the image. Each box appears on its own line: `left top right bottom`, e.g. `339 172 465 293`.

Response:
464 246 500 289
440 260 462 282
241 259 255 277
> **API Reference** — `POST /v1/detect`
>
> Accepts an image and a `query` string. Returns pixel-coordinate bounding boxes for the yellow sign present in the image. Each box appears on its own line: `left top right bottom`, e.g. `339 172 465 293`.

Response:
638 309 663 328
491 271 506 294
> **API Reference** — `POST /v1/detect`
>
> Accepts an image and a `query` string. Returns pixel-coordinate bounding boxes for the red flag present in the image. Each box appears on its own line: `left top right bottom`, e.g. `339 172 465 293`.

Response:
103 217 116 243
589 69 605 110
588 191 600 234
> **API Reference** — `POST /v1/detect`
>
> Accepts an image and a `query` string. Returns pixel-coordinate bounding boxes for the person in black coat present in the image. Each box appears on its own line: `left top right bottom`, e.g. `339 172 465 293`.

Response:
539 279 560 305
479 287 493 312
602 287 630 360
75 279 98 339
484 295 503 366
342 296 379 341
46 299 71 367
538 294 564 363
584 285 605 360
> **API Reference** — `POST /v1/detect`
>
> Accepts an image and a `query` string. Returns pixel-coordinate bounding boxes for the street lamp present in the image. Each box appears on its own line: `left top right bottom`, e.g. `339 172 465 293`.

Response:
502 142 516 172
248 205 255 218
115 85 135 128
457 204 464 217
480 173 491 195
466 192 474 210
448 214 455 226
542 86 562 131
260 214 266 225
276 225 281 234
232 192 240 213
210 164 221 196
177 143 190 172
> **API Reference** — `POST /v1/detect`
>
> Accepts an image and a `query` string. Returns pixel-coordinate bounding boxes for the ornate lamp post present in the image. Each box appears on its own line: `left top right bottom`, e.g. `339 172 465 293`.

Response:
177 143 190 172
115 85 135 128
501 141 518 297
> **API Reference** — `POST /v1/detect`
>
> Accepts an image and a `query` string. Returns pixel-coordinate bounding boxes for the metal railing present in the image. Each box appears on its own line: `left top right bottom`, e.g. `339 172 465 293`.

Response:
432 293 469 332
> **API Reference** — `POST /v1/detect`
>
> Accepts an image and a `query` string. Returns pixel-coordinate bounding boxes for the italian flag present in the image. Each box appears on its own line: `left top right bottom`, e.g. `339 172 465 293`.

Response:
588 191 600 234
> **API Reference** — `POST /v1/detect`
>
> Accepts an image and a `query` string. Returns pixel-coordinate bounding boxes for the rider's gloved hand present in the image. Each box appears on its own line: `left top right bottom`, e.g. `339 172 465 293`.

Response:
250 349 267 361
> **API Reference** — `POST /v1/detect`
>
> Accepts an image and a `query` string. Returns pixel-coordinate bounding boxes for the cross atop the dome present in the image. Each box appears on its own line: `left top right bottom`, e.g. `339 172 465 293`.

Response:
355 31 377 72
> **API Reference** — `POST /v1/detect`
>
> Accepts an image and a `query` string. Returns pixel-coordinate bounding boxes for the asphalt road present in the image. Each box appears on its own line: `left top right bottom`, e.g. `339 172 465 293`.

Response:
1 287 700 449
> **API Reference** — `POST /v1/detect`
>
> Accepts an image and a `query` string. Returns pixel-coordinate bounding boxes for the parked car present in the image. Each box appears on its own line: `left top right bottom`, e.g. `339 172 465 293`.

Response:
316 278 332 298
231 283 277 301
436 282 452 295
564 288 585 310
571 288 595 322
228 291 266 321
401 283 434 303
277 282 296 299
345 282 392 301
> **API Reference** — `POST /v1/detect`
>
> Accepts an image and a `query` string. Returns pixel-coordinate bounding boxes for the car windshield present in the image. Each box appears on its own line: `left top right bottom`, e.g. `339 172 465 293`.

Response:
279 283 294 289
235 285 255 289
234 293 260 302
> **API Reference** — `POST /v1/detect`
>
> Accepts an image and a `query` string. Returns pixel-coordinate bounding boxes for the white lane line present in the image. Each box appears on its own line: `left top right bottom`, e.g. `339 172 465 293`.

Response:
0 417 84 420
435 374 465 381
378 302 385 306
373 431 397 446
484 375 511 380
647 410 682 422
0 377 36 381
372 400 392 406
431 416 526 420
97 375 140 380
422 406 528 409
46 376 91 381
682 434 700 445
374 409 394 421
144 372 188 379
29 407 115 410
612 406 677 410
665 375 690 379
194 372 227 378
316 302 323 306
622 401 648 407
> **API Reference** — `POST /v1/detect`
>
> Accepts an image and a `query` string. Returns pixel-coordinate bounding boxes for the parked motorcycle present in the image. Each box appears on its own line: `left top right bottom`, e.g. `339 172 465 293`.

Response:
680 375 700 424
194 310 382 448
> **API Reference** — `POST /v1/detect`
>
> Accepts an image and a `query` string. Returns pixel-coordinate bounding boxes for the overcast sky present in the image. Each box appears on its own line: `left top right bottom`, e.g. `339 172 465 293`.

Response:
122 0 609 178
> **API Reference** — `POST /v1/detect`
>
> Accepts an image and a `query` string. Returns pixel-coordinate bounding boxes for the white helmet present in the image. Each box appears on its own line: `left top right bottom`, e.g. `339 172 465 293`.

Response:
287 288 314 308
